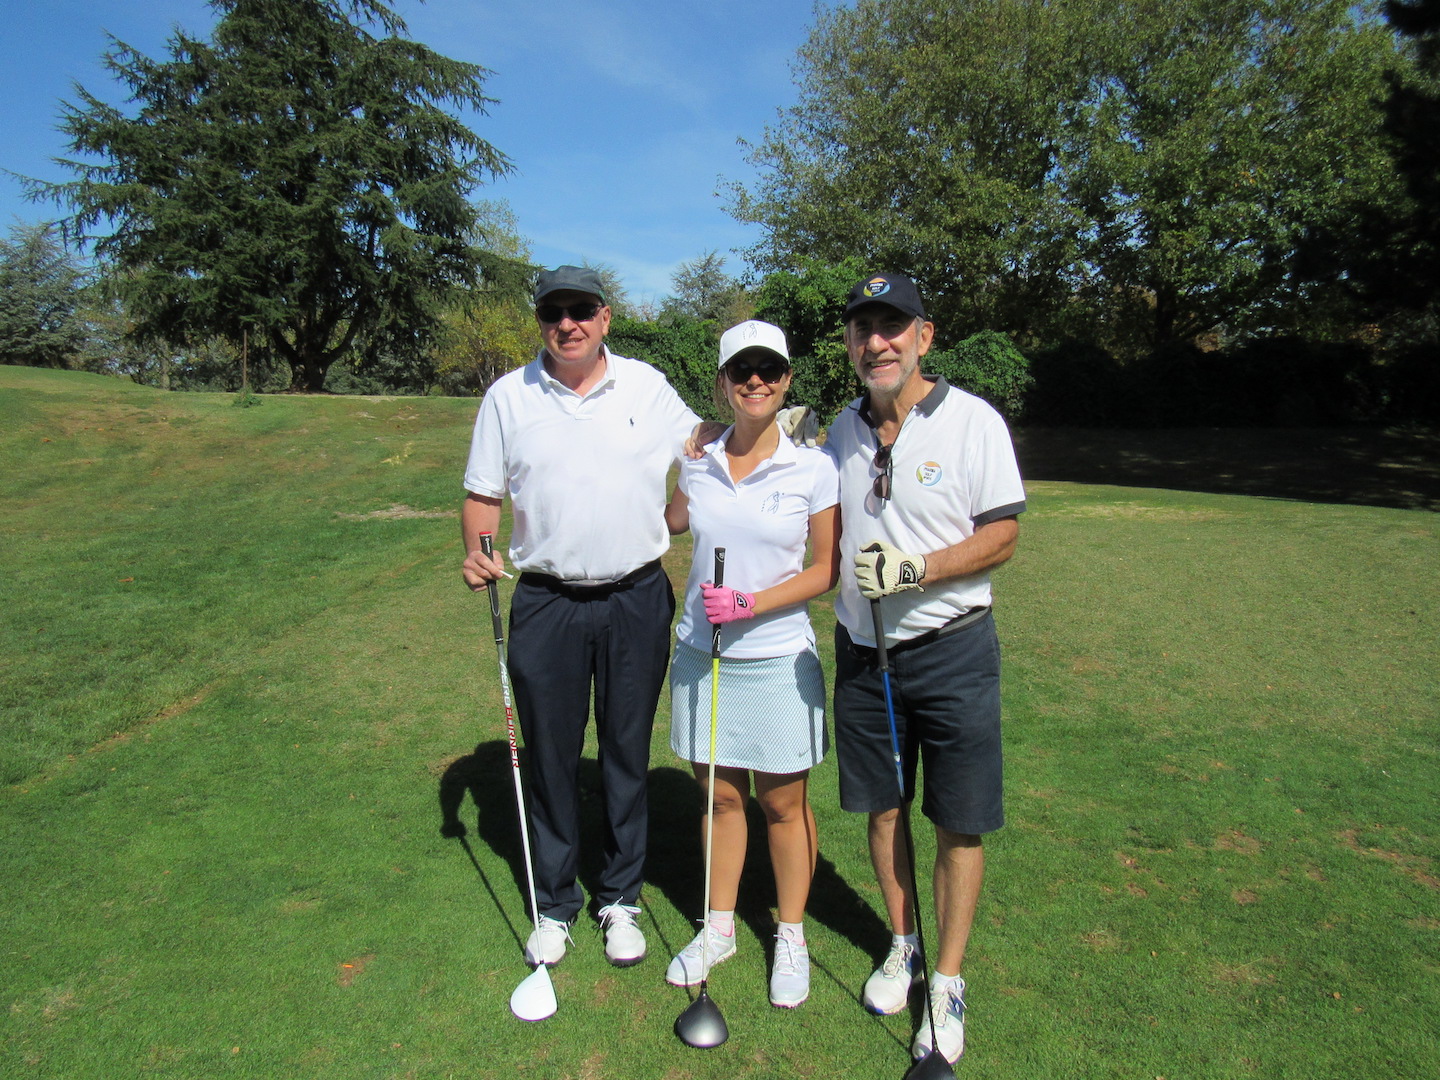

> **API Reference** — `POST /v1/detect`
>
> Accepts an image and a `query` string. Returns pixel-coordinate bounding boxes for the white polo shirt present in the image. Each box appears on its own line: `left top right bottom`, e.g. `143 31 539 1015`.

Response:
827 377 1026 646
463 347 700 583
675 429 840 659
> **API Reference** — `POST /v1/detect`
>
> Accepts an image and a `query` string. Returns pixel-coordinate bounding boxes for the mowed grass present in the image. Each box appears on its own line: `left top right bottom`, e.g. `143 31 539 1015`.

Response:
1 367 1436 1079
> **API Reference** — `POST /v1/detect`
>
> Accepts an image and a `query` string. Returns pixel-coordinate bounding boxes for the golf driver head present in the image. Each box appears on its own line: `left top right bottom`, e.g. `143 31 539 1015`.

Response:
509 964 558 1022
675 990 729 1048
905 1048 957 1080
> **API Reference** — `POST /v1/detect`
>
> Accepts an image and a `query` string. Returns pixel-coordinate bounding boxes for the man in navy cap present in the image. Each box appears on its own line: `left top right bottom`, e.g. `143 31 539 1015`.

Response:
461 265 700 970
826 273 1026 1064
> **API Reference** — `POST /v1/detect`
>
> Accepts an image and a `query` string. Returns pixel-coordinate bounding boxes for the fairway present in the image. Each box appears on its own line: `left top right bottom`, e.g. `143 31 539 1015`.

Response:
2 369 1437 1079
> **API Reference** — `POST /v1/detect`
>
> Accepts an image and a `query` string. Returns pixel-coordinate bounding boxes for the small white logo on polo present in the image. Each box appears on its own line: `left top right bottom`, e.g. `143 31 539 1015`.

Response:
760 492 782 514
917 462 942 486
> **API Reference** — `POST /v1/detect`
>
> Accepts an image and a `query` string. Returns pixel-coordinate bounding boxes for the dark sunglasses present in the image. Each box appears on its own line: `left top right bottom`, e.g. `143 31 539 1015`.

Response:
723 358 790 385
536 302 601 324
872 442 894 501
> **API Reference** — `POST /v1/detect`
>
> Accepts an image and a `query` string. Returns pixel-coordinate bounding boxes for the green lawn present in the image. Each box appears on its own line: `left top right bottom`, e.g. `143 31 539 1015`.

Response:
2 368 1436 1079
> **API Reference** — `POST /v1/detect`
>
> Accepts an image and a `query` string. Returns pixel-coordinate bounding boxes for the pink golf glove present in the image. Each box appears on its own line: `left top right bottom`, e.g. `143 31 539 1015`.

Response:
701 583 756 625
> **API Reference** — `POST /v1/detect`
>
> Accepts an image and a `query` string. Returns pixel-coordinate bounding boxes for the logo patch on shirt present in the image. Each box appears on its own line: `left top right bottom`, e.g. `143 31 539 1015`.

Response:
916 462 943 486
760 492 783 515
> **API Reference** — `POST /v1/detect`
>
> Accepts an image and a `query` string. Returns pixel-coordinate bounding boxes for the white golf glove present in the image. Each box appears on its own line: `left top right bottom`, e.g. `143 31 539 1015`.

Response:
855 541 926 599
777 406 819 448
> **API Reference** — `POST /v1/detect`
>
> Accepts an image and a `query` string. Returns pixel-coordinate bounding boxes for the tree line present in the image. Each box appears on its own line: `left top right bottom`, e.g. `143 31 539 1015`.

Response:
2 0 1436 426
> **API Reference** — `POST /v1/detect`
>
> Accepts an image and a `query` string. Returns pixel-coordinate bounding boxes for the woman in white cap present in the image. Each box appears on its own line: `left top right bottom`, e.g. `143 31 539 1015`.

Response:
663 320 840 1008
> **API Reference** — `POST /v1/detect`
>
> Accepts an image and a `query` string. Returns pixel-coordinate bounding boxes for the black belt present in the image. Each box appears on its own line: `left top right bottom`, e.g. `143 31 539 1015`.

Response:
518 559 664 598
858 606 991 655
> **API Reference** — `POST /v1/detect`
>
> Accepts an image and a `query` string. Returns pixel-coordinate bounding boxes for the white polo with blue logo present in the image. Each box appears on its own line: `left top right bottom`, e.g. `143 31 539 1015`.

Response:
826 376 1026 646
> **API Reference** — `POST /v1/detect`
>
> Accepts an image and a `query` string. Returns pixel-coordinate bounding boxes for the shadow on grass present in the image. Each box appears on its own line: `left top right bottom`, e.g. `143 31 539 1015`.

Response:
643 764 892 1007
439 746 895 1005
1013 426 1440 512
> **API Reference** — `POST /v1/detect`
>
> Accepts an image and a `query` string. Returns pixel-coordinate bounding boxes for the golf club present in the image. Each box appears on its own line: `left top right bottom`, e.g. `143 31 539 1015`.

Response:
870 598 957 1080
675 546 730 1049
480 532 558 1023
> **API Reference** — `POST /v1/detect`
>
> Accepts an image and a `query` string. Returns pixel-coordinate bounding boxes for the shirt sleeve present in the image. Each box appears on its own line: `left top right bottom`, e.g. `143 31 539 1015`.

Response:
808 447 841 514
461 390 507 498
659 378 701 461
969 411 1027 525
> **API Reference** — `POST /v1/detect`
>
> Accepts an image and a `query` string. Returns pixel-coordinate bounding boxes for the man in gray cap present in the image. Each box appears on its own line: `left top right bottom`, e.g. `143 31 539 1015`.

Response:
826 272 1025 1065
461 265 701 970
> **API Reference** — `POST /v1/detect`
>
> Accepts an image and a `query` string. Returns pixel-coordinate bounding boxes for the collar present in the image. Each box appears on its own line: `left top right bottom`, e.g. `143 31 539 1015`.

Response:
534 344 616 394
707 422 800 473
858 375 949 432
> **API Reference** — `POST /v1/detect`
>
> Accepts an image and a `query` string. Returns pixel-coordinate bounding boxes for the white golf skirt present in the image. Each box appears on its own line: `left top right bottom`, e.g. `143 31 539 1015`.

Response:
668 641 828 774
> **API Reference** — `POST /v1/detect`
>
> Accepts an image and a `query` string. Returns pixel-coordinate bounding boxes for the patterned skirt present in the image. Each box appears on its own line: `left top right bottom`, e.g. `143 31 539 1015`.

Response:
668 641 828 774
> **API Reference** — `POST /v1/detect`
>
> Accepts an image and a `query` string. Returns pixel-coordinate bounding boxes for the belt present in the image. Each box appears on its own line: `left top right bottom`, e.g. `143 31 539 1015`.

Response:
857 606 991 655
518 559 664 598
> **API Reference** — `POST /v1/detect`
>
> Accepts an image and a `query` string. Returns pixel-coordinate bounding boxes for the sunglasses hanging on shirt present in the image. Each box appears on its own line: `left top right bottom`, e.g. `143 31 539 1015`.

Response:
872 442 894 501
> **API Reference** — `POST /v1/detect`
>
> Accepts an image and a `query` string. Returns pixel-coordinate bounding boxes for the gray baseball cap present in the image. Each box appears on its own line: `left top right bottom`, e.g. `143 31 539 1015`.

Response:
534 265 608 305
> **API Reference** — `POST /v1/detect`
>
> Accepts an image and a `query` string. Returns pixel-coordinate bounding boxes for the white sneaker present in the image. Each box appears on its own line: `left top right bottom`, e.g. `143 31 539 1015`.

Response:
597 903 647 967
769 930 810 1008
664 924 737 986
912 975 966 1064
523 914 572 966
862 940 920 1014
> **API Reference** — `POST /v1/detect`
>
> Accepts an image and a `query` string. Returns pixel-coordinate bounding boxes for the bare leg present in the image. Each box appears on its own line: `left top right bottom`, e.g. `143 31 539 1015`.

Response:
867 807 914 935
694 763 749 912
932 827 983 977
754 770 816 924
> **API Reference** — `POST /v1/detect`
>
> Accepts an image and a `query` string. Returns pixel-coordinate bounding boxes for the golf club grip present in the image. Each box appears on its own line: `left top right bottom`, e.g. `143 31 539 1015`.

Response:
479 532 504 636
711 547 725 658
869 597 889 672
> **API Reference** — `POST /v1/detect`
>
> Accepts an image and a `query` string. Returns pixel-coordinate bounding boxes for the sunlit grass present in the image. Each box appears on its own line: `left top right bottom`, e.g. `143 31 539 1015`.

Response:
1 368 1436 1079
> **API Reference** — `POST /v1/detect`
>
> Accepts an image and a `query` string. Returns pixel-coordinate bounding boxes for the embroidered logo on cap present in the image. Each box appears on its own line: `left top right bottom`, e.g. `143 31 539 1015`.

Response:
863 277 892 298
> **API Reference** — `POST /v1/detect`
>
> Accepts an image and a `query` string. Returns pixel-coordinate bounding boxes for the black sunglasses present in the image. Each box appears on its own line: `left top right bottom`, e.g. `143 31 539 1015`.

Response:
723 357 790 385
536 302 601 324
872 442 894 501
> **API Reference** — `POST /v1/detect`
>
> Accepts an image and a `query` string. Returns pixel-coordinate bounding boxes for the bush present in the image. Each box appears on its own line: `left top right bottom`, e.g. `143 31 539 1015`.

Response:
926 330 1032 421
606 315 719 419
1023 339 1126 425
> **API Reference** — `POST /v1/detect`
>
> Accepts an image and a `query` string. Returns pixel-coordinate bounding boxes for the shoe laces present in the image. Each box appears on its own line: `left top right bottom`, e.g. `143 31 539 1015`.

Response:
773 934 805 977
934 979 966 1026
597 903 639 931
882 941 916 978
536 913 573 943
684 923 729 958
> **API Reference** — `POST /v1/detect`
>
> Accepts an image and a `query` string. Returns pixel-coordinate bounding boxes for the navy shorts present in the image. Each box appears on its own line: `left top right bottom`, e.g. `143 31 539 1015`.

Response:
833 611 1004 835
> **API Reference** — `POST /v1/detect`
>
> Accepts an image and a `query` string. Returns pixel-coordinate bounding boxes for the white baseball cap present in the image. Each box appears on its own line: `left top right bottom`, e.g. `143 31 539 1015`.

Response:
717 320 790 369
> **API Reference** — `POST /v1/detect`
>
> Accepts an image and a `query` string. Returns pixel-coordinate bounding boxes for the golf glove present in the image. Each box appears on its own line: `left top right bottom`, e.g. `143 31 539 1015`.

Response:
855 541 926 599
701 583 756 624
777 406 819 448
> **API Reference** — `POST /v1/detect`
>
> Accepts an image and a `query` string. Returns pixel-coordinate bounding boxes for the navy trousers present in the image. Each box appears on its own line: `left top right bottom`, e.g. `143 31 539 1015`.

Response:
506 565 674 921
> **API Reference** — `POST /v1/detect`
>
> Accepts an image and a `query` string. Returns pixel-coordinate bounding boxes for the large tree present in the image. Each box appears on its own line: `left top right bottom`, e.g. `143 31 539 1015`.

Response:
662 250 751 325
0 223 88 368
732 0 1407 355
38 0 510 391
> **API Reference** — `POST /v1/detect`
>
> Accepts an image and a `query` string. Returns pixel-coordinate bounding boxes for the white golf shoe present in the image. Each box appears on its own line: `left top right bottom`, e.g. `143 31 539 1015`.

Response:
665 924 737 986
523 913 572 966
862 939 920 1014
597 903 647 967
768 929 810 1008
912 975 966 1064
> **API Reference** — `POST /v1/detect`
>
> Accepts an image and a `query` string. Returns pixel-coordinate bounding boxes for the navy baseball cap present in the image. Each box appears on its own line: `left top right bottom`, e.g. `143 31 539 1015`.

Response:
534 265 608 305
843 273 927 320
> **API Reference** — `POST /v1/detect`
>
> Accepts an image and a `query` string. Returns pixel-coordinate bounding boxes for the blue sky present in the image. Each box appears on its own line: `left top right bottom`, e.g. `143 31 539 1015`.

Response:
0 0 819 305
